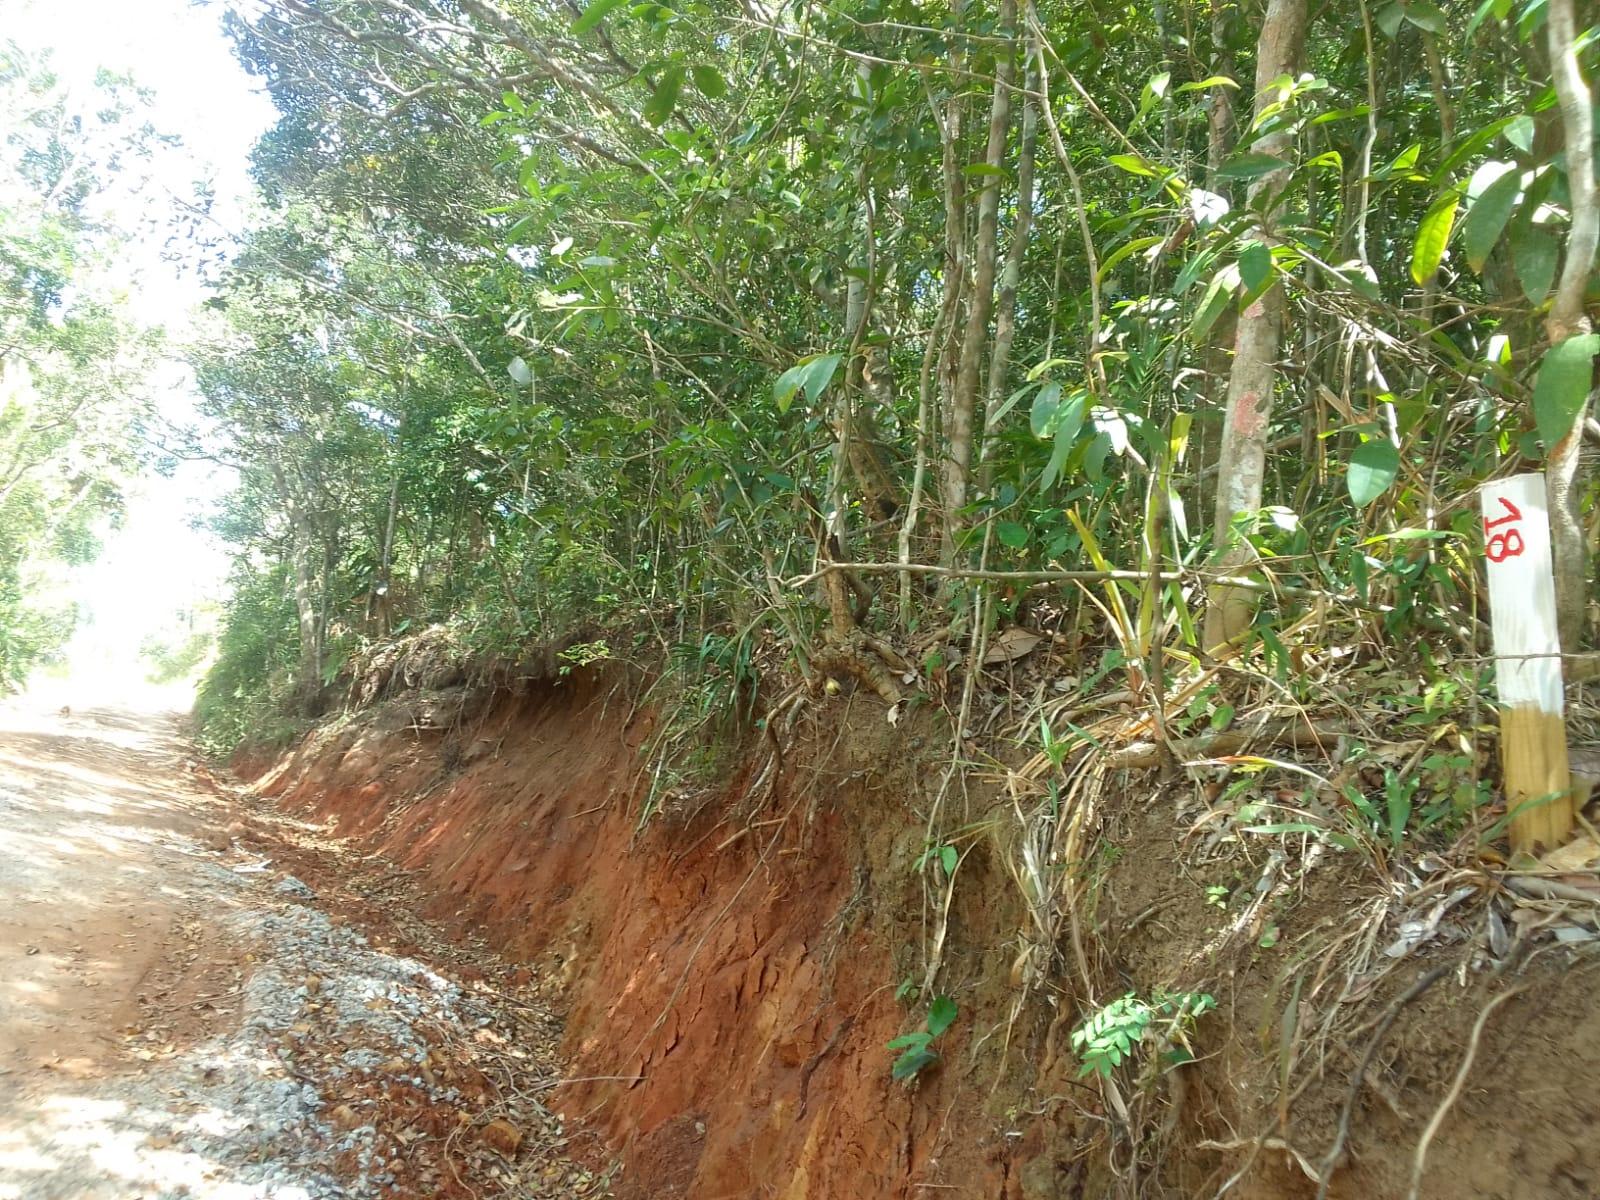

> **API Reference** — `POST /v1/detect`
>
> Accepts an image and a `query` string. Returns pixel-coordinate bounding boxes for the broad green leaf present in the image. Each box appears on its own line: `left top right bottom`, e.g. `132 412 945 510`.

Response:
963 162 1007 177
1409 191 1459 285
1463 165 1520 272
886 1031 933 1051
986 382 1034 431
1376 3 1406 36
573 0 629 34
1030 381 1063 438
772 352 842 413
643 64 685 126
996 520 1029 549
1512 222 1558 304
1347 440 1400 507
1374 142 1420 179
1175 75 1239 93
1504 114 1535 153
939 844 958 876
1108 154 1158 178
1532 334 1600 446
891 1047 939 1081
1403 1 1449 33
1190 264 1239 340
1217 153 1290 180
1096 235 1164 283
691 64 726 98
1040 391 1088 491
1237 240 1272 295
927 995 958 1038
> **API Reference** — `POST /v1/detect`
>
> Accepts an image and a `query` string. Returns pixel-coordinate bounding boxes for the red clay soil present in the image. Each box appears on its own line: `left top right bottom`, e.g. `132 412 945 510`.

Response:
244 676 1046 1198
238 672 1600 1200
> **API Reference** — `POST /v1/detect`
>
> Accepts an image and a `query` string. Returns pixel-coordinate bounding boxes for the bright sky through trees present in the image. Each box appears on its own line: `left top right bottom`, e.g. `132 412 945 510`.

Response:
4 0 274 699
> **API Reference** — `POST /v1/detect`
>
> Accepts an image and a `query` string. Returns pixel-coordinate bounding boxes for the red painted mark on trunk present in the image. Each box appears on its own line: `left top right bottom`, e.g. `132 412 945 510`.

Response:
1234 390 1263 439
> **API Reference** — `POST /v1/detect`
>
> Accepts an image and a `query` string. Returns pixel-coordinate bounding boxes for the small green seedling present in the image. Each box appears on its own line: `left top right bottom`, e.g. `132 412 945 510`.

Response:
887 995 957 1082
915 842 959 878
1205 885 1229 909
1071 989 1215 1079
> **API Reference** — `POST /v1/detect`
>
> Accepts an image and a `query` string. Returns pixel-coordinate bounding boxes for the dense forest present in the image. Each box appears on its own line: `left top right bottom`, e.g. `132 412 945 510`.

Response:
181 0 1599 765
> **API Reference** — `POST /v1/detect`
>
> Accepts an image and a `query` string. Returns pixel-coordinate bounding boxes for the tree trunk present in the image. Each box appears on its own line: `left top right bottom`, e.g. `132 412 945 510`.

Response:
290 506 324 711
1543 0 1598 654
940 0 1015 560
1203 0 1308 648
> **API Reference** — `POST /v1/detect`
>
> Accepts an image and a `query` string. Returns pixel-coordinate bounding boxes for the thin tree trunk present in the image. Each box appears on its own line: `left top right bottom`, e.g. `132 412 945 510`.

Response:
940 0 1015 561
290 507 323 710
985 62 1038 438
1203 0 1308 648
372 461 401 634
1544 0 1598 654
1205 2 1236 196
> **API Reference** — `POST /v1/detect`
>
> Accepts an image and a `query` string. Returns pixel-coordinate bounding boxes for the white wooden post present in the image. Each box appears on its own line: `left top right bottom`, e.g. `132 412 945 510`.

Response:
1480 473 1573 852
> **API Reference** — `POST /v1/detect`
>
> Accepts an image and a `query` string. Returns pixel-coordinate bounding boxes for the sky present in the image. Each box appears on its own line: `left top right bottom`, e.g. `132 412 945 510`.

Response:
5 0 277 699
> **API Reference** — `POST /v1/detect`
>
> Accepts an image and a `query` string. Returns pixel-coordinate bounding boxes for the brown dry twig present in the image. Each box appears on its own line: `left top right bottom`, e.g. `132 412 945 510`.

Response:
1406 981 1532 1200
1315 964 1450 1199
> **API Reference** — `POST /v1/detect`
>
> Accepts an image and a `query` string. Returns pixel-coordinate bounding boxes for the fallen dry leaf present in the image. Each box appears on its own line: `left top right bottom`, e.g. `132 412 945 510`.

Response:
1541 835 1600 873
481 1118 523 1157
982 626 1043 666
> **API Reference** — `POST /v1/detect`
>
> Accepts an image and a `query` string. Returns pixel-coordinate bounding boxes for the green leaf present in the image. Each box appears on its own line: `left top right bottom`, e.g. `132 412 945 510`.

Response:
772 352 843 413
1374 141 1420 179
1030 381 1063 438
1237 240 1272 295
573 0 629 34
1375 2 1406 35
1039 391 1087 491
1409 191 1460 285
886 1031 933 1051
891 1047 939 1081
1107 154 1158 178
1504 113 1535 154
1190 265 1239 340
1532 334 1600 447
996 520 1029 549
927 995 958 1038
963 162 1007 177
643 63 685 126
939 844 958 876
1175 75 1239 93
1512 223 1558 304
1217 153 1290 180
691 64 726 98
1463 164 1521 272
1402 1 1449 33
1347 439 1401 507
507 356 533 385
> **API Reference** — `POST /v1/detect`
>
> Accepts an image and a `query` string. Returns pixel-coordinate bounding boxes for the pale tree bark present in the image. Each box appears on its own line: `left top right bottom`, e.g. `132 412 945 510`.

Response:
270 458 325 711
1205 2 1236 196
1204 0 1308 648
1543 0 1598 655
939 0 1016 561
985 59 1038 434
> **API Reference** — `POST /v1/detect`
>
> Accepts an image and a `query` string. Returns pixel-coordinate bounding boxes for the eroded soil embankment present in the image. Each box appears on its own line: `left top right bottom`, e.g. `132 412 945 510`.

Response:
242 673 1600 1200
244 676 1057 1198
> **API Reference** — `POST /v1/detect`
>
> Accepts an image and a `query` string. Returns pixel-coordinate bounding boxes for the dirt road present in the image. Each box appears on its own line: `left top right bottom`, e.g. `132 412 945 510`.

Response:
0 700 610 1200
